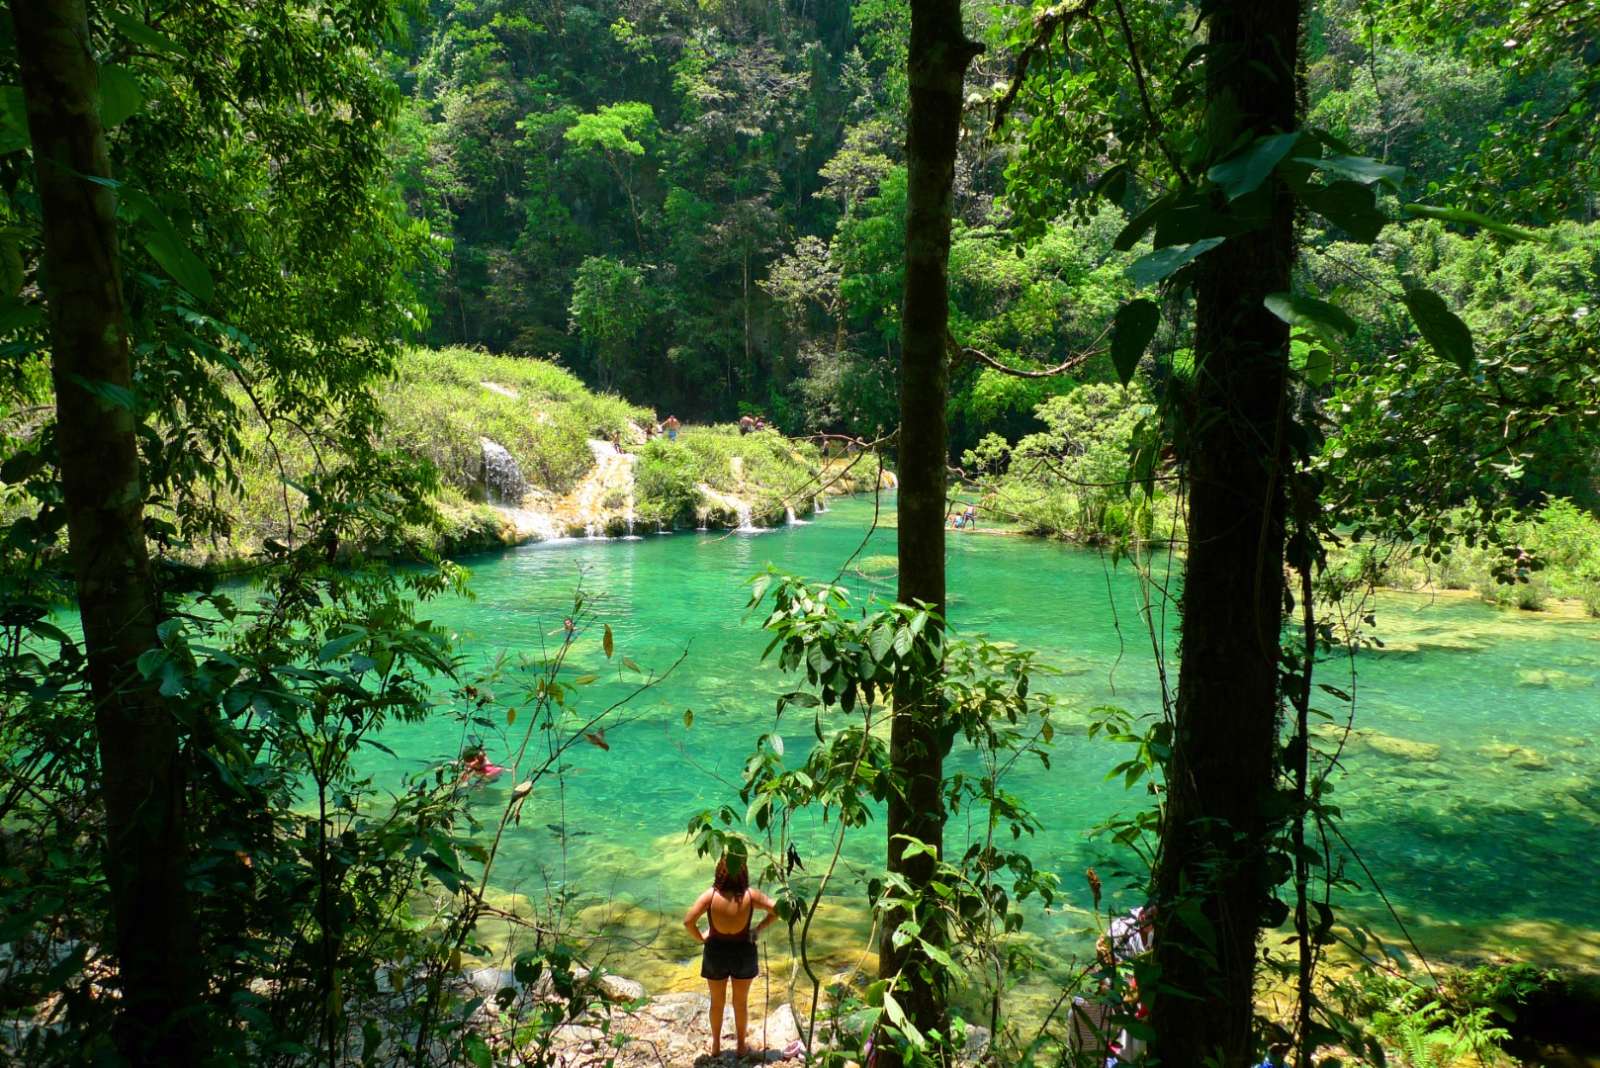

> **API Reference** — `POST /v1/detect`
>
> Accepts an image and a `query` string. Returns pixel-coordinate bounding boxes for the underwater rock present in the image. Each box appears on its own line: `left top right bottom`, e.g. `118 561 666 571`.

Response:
1480 741 1552 771
1515 668 1595 690
1361 730 1442 763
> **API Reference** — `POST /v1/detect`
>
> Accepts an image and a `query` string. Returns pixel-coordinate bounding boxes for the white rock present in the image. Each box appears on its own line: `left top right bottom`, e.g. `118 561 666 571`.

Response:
647 991 712 1027
596 973 646 1003
551 1023 605 1045
464 966 518 997
960 1024 991 1060
760 1003 805 1048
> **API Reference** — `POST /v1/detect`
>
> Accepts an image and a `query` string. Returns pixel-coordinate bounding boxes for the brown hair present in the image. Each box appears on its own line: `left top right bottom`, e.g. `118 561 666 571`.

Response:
713 854 749 899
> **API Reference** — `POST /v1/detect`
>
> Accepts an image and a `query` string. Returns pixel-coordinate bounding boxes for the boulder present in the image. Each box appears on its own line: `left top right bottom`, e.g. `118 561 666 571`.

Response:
761 1003 805 1049
1362 730 1442 763
1515 668 1595 690
645 991 711 1028
460 966 525 1001
960 1024 992 1062
550 1023 605 1045
596 973 646 1003
1480 741 1551 771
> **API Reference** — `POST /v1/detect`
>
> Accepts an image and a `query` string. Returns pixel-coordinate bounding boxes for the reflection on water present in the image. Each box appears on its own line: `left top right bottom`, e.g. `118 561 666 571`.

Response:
366 496 1600 988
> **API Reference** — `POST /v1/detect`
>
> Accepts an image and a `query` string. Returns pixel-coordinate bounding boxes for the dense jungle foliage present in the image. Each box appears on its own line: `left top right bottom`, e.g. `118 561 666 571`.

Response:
1 0 1598 1064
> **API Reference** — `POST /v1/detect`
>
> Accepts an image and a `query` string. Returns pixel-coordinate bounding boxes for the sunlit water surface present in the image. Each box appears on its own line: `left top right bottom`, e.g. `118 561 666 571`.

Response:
364 496 1600 995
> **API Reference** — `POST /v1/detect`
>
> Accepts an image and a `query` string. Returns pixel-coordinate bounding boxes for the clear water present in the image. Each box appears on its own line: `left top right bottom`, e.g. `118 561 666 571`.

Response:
368 495 1600 990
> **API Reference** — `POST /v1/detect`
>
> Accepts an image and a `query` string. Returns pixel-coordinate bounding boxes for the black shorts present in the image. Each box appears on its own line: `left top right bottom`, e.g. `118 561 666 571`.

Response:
701 938 758 981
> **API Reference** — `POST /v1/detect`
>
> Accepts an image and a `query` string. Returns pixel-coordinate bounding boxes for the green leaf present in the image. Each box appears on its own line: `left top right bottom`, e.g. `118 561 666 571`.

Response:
1263 292 1358 343
140 228 214 303
119 187 214 302
1207 131 1301 201
462 1032 492 1068
98 65 143 128
1294 154 1404 188
868 624 893 664
65 374 136 411
1110 299 1160 385
105 12 184 55
1303 346 1333 387
1402 289 1474 372
882 990 923 1047
1112 192 1176 251
0 298 43 334
1300 180 1387 242
1400 203 1542 243
318 629 366 662
683 708 693 729
920 939 958 971
1125 238 1223 287
0 87 28 155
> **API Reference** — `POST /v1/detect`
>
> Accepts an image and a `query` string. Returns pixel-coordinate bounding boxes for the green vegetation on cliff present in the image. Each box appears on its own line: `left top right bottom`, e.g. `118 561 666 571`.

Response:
223 348 821 559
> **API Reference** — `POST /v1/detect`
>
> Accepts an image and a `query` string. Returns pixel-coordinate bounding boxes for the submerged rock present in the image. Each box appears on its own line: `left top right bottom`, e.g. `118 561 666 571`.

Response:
1480 741 1552 771
1515 668 1595 690
1362 730 1443 763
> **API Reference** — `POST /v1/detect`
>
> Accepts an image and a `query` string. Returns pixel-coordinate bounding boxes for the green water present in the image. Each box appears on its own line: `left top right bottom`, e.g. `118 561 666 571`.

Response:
370 495 1600 984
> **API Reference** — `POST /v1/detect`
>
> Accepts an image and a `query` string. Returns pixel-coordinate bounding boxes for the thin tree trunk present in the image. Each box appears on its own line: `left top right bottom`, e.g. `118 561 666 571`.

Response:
1148 0 1299 1062
10 1 201 1062
882 0 980 1061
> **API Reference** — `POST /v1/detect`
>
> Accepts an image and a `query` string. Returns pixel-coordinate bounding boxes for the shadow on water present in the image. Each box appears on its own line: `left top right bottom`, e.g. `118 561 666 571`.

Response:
1334 774 1600 960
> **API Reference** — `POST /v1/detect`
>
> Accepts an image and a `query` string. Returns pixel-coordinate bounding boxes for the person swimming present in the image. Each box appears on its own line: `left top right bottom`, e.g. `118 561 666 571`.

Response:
683 853 777 1059
458 744 505 783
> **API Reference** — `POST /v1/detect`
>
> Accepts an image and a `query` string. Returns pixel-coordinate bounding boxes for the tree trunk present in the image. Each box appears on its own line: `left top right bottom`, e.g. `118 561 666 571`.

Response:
1148 0 1299 1062
10 1 201 1062
882 0 979 1060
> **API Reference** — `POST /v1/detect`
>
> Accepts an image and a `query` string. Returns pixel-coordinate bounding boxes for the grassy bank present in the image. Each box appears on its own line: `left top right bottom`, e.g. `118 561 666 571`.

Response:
225 348 822 559
1332 498 1600 617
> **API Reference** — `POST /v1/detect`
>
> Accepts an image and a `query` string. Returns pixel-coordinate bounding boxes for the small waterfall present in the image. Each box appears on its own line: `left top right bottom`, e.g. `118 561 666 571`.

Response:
814 496 829 514
784 505 808 526
734 500 756 532
572 438 637 538
479 438 527 505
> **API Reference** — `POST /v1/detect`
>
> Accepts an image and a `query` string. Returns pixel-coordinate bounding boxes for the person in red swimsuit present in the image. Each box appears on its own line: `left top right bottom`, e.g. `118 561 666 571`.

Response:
683 854 778 1058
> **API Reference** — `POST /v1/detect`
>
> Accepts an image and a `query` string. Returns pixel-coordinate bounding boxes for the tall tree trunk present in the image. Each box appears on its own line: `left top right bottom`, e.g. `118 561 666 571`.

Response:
1148 0 1299 1062
883 0 979 1060
10 2 201 1062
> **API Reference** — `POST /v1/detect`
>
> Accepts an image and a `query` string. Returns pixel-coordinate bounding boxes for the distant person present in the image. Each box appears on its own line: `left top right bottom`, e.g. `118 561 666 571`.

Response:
683 853 778 1059
458 744 505 784
753 416 766 431
952 504 977 530
739 415 755 435
664 415 680 441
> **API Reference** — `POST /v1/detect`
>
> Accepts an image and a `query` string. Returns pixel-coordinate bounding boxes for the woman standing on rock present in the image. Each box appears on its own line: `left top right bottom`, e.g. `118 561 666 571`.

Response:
684 853 778 1059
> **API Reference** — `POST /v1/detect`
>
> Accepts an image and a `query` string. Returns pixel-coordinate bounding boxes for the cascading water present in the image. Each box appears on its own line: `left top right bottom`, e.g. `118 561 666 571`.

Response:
478 437 527 506
813 496 829 514
574 439 638 539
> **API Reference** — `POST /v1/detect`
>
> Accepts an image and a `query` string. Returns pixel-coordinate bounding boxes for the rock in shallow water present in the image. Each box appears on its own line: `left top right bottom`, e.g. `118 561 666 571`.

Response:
1362 730 1442 762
